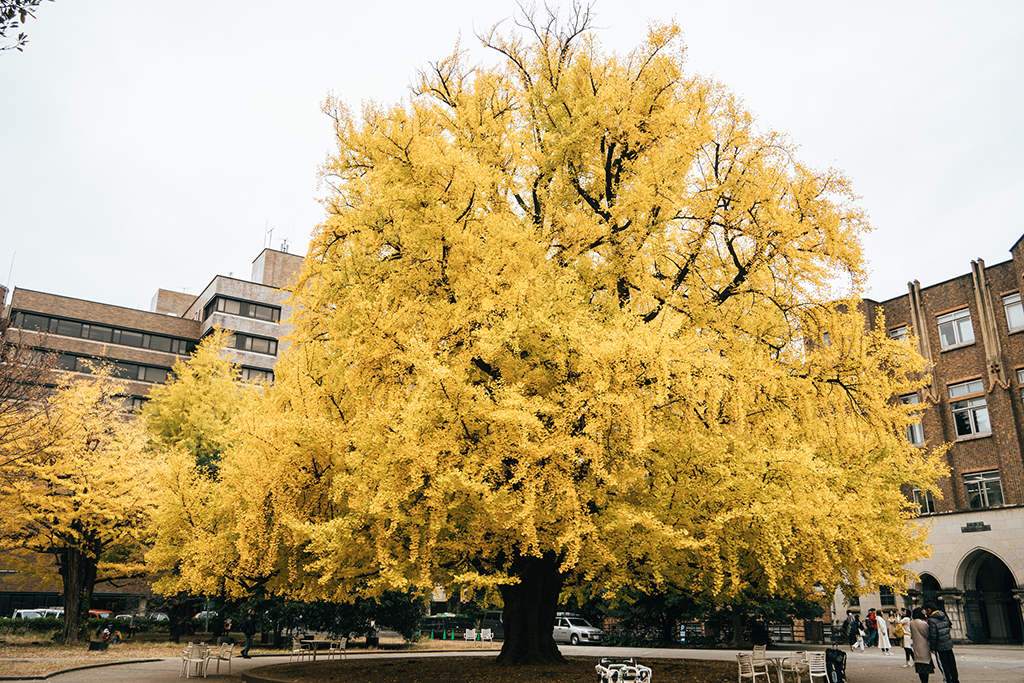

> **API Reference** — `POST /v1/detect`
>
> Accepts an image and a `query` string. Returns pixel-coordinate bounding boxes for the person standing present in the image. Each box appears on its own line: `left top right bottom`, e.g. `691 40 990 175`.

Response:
853 615 866 651
900 609 914 667
910 607 934 683
926 603 959 683
877 610 892 654
843 610 859 651
241 609 256 659
864 608 878 648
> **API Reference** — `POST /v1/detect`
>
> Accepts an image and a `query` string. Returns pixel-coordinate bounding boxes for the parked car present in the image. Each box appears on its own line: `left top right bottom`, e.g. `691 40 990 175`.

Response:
88 609 113 619
552 613 603 645
481 610 505 639
148 612 169 621
36 608 64 619
12 609 44 619
192 611 218 620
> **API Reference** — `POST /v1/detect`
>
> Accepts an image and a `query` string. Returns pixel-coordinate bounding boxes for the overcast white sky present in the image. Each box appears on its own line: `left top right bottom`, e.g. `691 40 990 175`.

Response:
2 1 1023 311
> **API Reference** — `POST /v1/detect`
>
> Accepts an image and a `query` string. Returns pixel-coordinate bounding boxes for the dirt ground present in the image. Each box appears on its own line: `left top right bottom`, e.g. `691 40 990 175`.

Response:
249 656 736 683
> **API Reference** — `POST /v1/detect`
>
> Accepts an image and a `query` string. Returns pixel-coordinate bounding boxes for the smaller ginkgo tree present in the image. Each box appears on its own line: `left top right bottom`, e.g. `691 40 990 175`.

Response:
143 329 259 598
0 369 156 645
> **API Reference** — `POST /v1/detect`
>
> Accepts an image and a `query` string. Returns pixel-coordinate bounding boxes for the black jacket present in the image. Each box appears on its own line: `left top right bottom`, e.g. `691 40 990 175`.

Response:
927 610 953 651
242 616 256 637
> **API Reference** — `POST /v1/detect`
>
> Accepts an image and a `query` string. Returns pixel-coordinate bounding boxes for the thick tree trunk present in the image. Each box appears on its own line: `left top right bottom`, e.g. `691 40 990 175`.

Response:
58 544 99 646
731 610 744 648
495 551 566 666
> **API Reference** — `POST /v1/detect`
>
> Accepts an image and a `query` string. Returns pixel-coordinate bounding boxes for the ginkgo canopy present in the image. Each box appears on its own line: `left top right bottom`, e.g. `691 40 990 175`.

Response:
200 12 943 665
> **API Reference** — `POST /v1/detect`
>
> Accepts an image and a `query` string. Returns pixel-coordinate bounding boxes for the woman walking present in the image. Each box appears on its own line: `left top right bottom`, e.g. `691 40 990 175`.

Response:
853 614 866 651
878 610 892 654
910 607 934 682
901 609 914 667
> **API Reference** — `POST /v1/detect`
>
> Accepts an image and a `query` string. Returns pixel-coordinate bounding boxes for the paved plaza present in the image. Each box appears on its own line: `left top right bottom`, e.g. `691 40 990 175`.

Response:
2 643 1022 682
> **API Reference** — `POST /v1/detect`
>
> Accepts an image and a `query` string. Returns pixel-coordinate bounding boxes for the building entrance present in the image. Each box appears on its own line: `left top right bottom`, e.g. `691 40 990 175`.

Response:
960 551 1023 644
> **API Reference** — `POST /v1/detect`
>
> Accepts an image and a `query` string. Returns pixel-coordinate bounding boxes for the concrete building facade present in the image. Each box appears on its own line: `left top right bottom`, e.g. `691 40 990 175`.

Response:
0 248 303 615
2 248 303 407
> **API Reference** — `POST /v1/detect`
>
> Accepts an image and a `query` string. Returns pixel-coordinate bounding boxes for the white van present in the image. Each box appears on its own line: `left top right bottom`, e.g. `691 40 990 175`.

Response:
12 609 44 619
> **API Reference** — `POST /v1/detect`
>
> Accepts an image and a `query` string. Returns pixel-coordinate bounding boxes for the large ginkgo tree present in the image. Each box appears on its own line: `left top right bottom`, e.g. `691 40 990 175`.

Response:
220 8 943 664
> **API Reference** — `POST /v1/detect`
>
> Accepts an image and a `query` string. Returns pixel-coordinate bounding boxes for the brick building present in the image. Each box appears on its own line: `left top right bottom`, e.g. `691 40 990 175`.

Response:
0 247 303 615
834 236 1024 644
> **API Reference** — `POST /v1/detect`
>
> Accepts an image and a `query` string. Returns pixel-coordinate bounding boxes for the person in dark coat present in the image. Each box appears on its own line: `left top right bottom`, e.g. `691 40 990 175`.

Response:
241 610 256 659
926 604 959 683
843 610 859 650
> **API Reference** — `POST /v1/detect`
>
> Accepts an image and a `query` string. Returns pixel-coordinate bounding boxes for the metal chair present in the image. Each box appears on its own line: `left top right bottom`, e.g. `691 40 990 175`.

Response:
736 653 771 683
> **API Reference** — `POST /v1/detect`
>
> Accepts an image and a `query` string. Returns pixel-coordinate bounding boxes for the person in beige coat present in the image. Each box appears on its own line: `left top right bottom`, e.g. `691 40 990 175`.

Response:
910 607 934 683
900 609 914 667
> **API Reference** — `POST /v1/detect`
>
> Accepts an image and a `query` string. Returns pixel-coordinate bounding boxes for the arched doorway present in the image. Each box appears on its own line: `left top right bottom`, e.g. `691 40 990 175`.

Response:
959 550 1023 644
919 573 943 612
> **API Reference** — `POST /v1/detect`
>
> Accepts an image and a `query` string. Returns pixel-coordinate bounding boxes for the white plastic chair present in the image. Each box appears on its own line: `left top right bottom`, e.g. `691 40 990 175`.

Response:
327 637 347 660
212 642 233 675
750 645 771 679
289 636 310 663
736 653 771 683
463 628 477 643
480 628 493 646
779 651 809 683
183 644 209 678
806 652 828 682
179 643 193 678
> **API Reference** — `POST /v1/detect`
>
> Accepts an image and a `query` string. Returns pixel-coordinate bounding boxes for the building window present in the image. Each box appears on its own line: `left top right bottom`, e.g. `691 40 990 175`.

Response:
1004 293 1024 331
1018 369 1024 404
964 470 1004 509
901 394 924 445
913 488 935 514
204 297 281 323
949 380 990 437
51 352 171 385
937 308 974 348
11 311 195 355
228 333 278 356
240 367 274 383
890 325 909 342
879 585 896 606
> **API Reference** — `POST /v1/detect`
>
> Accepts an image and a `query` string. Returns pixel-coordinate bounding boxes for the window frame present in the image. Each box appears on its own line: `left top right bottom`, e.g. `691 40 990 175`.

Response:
1004 292 1024 332
937 308 975 349
963 470 1004 509
913 488 935 514
948 379 991 438
889 325 910 342
900 393 924 445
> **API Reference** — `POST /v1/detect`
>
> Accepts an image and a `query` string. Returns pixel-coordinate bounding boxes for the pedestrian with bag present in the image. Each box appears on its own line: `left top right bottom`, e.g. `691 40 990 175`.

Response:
843 610 858 651
910 607 934 682
897 609 914 667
